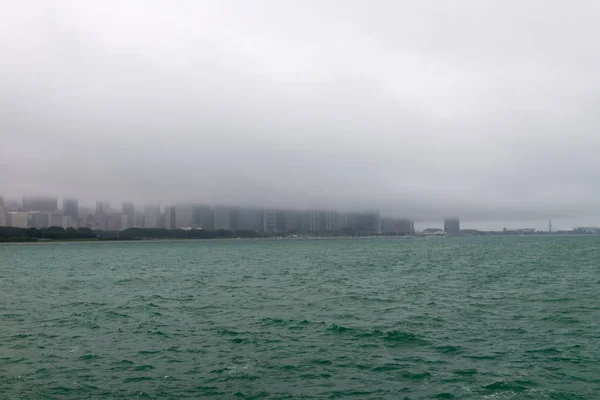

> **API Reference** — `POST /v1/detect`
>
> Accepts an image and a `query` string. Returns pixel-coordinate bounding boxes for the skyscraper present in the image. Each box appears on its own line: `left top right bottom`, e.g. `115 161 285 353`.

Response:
109 213 128 231
263 210 285 234
237 208 264 232
397 218 415 234
164 205 176 229
62 198 79 218
308 211 320 232
0 196 6 227
192 204 214 230
381 218 415 234
284 210 299 232
96 201 110 214
122 202 135 228
22 196 58 211
444 217 460 234
347 211 381 233
213 206 232 230
175 203 194 229
143 204 160 228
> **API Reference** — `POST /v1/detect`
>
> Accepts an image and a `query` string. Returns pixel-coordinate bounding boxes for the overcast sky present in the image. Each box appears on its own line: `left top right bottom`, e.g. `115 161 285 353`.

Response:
2 1 600 229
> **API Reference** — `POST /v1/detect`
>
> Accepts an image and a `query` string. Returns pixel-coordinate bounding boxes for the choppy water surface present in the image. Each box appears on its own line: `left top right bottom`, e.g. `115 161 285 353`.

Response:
1 236 599 399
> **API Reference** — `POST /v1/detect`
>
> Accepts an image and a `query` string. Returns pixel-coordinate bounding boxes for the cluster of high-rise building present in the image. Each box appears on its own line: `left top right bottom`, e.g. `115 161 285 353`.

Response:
0 195 426 234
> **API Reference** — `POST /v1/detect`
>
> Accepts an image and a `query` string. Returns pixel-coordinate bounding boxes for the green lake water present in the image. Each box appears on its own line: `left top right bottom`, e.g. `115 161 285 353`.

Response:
1 236 599 399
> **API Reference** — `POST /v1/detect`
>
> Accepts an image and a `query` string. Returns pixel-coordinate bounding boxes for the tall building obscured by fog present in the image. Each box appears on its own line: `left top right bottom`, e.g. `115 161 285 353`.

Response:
192 204 214 230
143 204 160 228
297 211 311 232
0 195 6 226
263 210 286 234
320 211 337 231
347 211 381 233
213 206 233 230
109 213 128 231
308 211 320 232
381 218 415 234
283 210 299 232
164 205 176 230
96 201 110 214
444 217 460 234
122 202 135 228
62 198 78 218
336 213 348 230
397 218 415 234
228 208 239 231
22 196 58 211
175 203 194 229
237 208 264 232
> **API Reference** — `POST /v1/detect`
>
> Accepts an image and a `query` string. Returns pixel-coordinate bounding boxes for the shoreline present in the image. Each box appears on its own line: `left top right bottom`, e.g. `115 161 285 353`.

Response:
1 233 598 245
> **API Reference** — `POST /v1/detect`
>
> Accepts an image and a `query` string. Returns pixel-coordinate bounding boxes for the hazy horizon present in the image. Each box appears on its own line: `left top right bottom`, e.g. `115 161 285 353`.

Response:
3 1 600 231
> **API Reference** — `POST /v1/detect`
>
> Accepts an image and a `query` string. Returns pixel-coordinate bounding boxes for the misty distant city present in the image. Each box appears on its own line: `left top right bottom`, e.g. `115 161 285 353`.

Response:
2 194 599 237
3 2 600 399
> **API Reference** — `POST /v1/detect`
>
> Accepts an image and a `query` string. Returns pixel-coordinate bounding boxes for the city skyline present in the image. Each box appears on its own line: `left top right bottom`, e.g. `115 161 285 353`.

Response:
0 193 586 232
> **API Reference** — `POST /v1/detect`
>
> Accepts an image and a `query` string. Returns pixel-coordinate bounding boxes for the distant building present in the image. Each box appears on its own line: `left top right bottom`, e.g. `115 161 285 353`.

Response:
322 211 337 232
109 213 128 231
175 203 194 229
237 208 264 232
0 196 6 226
297 211 311 232
78 206 90 220
5 199 20 211
96 201 111 215
64 215 78 229
29 212 50 229
304 211 337 232
192 204 214 230
143 204 160 228
336 213 348 230
122 202 135 228
48 211 64 228
263 210 286 234
381 218 415 234
575 227 600 234
164 205 176 229
214 206 232 230
93 207 110 230
347 211 381 233
444 218 460 234
308 211 320 232
134 211 144 228
62 198 79 219
7 212 29 228
284 210 299 232
381 218 397 233
22 196 58 211
229 208 239 231
398 218 415 234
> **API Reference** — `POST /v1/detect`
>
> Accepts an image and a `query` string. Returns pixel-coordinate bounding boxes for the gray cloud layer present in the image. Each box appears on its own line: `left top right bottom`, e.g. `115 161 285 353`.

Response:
2 1 600 229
